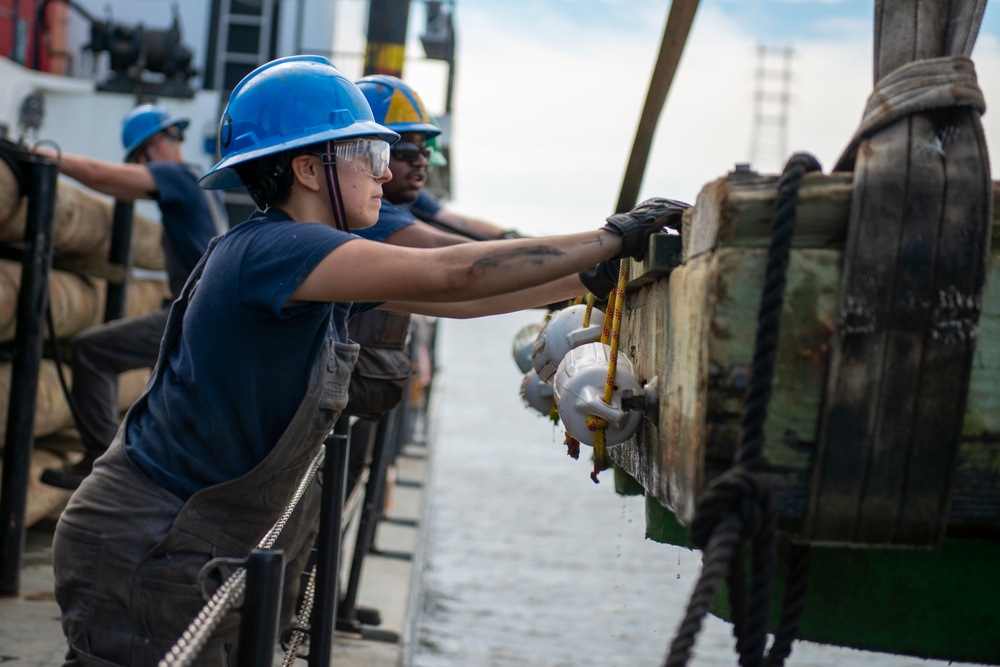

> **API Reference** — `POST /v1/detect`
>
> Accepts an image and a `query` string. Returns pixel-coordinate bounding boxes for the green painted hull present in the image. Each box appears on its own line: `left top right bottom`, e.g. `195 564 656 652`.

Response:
638 486 1000 664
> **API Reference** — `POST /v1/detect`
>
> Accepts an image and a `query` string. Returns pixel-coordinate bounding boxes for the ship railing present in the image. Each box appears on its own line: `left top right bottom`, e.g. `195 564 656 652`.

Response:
156 322 435 667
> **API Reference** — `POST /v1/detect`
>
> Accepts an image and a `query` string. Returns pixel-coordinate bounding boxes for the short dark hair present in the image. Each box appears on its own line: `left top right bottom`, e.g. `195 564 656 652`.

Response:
235 145 318 209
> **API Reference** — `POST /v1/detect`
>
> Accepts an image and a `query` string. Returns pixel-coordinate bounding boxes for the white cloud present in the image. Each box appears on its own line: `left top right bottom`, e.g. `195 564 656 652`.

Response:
404 3 1000 237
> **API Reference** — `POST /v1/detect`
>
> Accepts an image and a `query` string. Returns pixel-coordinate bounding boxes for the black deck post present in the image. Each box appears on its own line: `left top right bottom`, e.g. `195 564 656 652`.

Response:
309 418 350 667
237 549 285 667
0 154 58 596
103 199 135 322
337 412 396 631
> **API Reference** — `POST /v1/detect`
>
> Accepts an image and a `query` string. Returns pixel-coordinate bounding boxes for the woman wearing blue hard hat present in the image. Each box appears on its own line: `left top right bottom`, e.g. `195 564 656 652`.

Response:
51 54 687 666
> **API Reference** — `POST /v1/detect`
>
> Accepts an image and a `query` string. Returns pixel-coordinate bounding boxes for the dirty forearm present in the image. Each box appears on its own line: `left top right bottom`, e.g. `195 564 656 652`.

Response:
432 231 618 301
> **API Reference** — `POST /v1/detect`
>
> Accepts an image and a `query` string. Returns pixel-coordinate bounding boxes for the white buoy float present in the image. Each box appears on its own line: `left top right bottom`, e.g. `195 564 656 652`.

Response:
552 341 642 447
530 304 605 383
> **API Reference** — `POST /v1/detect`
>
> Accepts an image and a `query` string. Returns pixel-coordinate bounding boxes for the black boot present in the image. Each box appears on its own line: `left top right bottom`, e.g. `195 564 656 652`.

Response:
40 452 99 490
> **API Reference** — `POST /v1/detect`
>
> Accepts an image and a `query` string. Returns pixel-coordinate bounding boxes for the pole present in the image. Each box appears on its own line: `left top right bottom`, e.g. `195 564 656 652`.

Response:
615 0 699 214
237 549 285 667
363 0 411 77
308 419 350 667
104 199 135 322
0 153 58 595
337 414 395 630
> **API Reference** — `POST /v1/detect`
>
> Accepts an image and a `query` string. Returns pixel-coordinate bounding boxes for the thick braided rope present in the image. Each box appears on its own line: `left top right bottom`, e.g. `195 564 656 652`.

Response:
663 154 820 667
664 514 744 667
727 154 820 666
158 446 327 667
736 153 821 470
664 469 770 667
765 544 810 667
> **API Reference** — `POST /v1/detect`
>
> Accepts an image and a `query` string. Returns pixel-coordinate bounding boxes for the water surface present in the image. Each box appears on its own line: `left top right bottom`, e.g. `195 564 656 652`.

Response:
413 311 983 667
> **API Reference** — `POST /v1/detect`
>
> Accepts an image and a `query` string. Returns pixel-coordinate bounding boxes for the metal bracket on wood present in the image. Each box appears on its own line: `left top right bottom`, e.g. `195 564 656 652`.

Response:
621 375 660 423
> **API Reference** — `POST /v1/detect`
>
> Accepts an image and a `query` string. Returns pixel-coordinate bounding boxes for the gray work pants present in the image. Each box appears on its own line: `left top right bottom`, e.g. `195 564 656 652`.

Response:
70 308 169 455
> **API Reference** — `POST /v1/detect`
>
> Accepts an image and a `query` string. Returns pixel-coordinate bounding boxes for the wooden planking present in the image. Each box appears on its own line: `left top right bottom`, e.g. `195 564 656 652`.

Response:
613 174 1000 536
616 278 672 512
683 171 853 259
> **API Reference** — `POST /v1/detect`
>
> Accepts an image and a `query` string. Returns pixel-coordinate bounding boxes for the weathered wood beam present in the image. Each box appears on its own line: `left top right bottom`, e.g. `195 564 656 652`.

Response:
614 175 1000 536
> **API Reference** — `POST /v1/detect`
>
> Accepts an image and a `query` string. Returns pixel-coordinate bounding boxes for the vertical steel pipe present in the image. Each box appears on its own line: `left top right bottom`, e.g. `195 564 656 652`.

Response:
103 199 135 322
363 0 410 77
237 549 285 667
0 154 58 596
309 419 350 667
338 414 395 630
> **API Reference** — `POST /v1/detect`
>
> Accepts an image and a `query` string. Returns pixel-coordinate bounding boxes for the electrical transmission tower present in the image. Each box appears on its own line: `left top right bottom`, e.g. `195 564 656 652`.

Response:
749 44 794 173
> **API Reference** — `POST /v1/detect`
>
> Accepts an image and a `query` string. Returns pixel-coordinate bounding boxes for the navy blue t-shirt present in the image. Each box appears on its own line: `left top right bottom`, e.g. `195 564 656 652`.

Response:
147 162 226 298
355 189 443 242
126 209 361 499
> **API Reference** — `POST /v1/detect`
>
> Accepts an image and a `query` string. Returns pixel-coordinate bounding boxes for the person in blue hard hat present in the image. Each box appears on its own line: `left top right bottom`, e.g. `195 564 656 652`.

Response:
49 55 687 666
354 73 520 246
38 103 227 492
354 79 626 298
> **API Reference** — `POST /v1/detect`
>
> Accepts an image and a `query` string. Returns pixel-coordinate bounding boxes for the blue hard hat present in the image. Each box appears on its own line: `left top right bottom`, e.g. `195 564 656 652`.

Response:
200 55 399 190
355 75 441 138
121 104 189 161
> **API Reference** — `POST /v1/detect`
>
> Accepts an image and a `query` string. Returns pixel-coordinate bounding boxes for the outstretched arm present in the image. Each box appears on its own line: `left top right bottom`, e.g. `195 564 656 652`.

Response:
35 148 157 201
292 231 620 305
291 196 686 306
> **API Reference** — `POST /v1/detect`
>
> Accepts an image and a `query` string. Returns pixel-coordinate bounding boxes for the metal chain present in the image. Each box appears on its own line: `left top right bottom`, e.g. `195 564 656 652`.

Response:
281 564 318 666
158 445 327 667
260 447 327 549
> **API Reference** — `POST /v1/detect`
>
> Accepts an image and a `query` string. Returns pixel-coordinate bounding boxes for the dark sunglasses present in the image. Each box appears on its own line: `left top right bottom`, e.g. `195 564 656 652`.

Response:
390 142 432 163
163 127 185 142
130 128 185 163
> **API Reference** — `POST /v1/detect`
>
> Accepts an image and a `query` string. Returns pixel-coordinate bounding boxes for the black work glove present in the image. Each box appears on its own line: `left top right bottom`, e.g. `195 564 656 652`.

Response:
579 259 621 300
602 197 689 260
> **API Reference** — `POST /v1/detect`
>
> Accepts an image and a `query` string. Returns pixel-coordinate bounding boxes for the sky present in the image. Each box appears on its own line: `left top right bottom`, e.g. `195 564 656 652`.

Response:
395 0 1000 236
48 0 1000 239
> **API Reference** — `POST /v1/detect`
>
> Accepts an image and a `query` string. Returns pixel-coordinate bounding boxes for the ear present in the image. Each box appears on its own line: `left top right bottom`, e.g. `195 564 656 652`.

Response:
290 154 323 193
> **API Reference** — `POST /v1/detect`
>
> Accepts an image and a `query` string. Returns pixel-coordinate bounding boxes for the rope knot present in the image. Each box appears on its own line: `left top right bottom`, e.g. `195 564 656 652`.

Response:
585 415 610 431
690 467 773 550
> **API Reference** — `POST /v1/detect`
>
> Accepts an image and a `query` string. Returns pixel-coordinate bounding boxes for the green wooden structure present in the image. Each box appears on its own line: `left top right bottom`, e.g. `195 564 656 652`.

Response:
611 174 1000 663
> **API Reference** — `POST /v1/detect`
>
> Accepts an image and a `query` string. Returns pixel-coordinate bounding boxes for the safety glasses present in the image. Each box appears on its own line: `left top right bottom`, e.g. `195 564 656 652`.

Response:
390 142 433 163
318 138 390 178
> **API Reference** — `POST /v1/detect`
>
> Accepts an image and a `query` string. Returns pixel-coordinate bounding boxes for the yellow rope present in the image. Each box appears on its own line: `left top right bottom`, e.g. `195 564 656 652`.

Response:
600 284 616 345
586 259 629 482
583 292 595 328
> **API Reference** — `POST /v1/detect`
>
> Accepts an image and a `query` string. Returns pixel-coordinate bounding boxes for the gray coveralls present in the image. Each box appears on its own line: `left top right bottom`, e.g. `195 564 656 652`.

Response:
53 240 359 666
